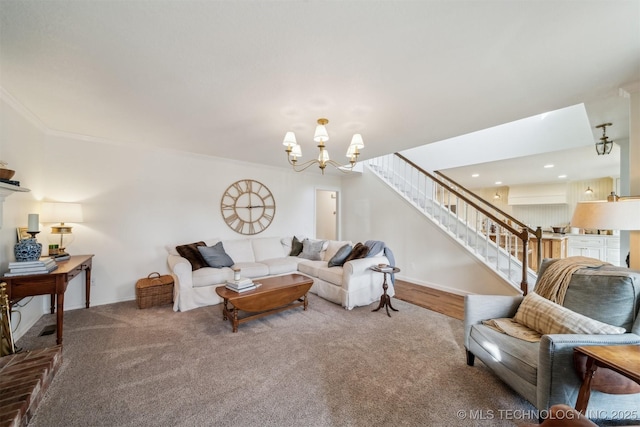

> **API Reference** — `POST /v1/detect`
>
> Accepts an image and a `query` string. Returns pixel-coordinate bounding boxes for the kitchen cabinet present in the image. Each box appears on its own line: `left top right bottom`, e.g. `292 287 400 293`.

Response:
567 234 620 266
529 234 567 271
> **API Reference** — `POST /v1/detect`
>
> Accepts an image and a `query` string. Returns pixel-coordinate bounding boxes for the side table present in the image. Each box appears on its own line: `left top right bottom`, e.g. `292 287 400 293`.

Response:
370 265 399 317
574 345 640 414
2 254 94 345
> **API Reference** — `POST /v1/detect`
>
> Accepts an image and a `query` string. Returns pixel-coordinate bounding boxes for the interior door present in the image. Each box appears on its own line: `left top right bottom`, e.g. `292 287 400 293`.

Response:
315 190 337 240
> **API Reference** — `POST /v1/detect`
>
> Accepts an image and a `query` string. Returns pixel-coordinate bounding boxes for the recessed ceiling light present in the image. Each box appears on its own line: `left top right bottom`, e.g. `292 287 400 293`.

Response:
558 174 567 179
544 164 554 168
471 173 479 178
495 181 502 185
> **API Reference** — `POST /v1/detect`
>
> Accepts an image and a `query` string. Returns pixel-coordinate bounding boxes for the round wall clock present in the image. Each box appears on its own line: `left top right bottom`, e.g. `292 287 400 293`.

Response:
221 179 276 235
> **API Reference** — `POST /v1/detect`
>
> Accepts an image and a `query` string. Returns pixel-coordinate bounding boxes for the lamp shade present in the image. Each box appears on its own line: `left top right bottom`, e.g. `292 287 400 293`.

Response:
349 134 364 149
318 149 330 162
346 145 356 158
571 199 640 230
41 202 84 224
290 144 302 158
282 131 297 147
313 124 329 143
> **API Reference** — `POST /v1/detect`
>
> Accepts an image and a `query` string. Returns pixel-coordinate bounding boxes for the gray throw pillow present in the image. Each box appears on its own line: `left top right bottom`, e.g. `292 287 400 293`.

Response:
298 239 325 261
328 244 352 267
198 242 234 268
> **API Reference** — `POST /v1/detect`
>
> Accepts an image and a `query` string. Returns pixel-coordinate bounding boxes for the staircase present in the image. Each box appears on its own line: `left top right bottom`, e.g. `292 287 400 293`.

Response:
367 153 540 294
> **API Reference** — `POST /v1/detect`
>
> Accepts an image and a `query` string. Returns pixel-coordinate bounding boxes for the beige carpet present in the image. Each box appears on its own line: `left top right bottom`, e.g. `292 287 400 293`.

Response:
16 294 537 427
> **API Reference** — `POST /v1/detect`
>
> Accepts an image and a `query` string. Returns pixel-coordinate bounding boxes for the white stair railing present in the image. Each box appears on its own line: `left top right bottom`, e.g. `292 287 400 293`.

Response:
367 153 539 294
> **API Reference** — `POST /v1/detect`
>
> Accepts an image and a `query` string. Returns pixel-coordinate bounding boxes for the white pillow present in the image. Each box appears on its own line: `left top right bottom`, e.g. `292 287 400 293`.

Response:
220 239 255 263
252 237 287 261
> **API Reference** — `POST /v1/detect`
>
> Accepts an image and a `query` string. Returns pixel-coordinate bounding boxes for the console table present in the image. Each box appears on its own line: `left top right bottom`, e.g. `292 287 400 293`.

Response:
2 254 94 345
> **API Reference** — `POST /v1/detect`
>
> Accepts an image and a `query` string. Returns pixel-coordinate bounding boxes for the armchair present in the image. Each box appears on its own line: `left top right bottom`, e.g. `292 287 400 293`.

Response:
464 259 640 418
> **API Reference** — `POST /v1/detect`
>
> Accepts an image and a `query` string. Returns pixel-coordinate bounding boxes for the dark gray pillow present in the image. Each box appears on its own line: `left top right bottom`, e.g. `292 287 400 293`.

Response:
198 242 234 268
298 239 325 261
328 244 352 267
289 236 303 256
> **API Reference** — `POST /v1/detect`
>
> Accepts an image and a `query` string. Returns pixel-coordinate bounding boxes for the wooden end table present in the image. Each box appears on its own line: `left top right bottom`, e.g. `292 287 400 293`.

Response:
574 345 640 414
370 266 399 317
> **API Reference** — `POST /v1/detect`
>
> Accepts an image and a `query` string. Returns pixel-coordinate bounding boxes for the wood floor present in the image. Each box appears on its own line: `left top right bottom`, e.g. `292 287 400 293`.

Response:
393 279 465 320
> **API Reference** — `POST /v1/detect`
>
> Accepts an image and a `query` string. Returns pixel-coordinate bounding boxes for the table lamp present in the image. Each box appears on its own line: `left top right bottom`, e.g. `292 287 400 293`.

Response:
571 194 640 268
41 202 84 257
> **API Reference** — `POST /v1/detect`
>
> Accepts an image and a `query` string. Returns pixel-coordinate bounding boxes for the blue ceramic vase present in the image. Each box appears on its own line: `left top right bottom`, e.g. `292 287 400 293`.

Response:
14 238 42 262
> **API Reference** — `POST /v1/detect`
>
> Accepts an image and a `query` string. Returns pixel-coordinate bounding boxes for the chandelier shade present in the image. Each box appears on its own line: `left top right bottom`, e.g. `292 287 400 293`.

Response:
346 134 364 159
290 143 302 159
349 134 364 149
313 120 329 143
318 149 330 162
282 131 297 148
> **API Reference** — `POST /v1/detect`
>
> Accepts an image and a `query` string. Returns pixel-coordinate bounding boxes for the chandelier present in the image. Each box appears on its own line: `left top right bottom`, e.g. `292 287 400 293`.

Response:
595 122 613 155
282 118 364 174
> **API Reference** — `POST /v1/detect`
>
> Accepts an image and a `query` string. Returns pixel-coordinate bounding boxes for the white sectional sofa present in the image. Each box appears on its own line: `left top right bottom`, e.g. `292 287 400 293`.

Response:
166 236 394 312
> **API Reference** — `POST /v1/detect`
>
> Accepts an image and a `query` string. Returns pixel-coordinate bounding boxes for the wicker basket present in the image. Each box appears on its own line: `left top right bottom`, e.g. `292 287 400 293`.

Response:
135 272 174 309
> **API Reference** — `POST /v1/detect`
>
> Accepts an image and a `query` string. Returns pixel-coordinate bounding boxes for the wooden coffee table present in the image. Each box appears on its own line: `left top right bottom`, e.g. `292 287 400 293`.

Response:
574 345 640 414
215 273 313 332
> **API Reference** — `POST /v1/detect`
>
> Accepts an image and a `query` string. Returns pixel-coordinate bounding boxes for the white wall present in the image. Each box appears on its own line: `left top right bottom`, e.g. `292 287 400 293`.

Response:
0 96 51 338
1 95 340 339
340 167 520 296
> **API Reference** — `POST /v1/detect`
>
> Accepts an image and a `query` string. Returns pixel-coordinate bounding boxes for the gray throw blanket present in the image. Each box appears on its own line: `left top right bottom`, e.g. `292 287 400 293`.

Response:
365 240 396 284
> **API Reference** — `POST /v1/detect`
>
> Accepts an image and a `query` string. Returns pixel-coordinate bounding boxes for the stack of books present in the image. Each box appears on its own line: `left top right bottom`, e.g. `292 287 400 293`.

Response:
225 277 256 293
0 178 20 186
51 253 70 261
4 258 59 277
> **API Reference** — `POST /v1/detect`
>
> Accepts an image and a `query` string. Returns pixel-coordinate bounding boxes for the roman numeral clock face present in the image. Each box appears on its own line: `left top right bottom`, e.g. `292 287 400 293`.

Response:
220 179 275 235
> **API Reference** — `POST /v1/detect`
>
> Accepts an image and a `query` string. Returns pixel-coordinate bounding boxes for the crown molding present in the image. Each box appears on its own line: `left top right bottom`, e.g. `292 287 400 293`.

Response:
0 87 49 133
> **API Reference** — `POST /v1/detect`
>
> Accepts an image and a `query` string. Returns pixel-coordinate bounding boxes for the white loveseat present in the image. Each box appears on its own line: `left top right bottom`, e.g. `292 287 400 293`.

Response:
166 236 393 312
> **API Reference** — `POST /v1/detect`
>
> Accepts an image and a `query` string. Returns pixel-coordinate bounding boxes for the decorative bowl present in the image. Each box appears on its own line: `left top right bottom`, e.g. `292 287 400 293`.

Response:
0 168 15 180
552 226 565 234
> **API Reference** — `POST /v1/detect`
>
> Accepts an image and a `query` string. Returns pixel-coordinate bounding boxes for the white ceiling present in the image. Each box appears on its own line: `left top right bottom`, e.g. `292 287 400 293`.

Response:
407 103 625 188
1 1 638 179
